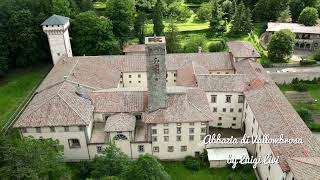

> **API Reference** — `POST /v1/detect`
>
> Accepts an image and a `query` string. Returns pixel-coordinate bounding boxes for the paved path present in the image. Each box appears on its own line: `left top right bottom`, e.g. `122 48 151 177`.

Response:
265 66 320 73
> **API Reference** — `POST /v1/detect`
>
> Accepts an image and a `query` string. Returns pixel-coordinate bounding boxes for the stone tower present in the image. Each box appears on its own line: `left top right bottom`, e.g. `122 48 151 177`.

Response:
42 15 73 65
145 37 167 112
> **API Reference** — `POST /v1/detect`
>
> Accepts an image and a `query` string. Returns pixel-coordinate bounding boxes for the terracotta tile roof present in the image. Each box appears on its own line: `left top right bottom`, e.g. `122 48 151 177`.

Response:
14 81 94 127
196 74 249 92
123 44 146 53
287 157 320 180
176 62 197 87
89 91 147 113
267 22 320 34
105 113 136 132
143 88 215 123
235 58 320 172
227 42 260 58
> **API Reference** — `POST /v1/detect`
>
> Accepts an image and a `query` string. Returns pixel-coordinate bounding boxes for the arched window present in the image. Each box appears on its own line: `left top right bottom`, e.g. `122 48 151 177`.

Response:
113 134 128 141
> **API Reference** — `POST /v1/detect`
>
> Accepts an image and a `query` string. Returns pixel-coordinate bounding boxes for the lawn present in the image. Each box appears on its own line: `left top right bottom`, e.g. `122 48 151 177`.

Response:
0 63 51 130
279 83 320 131
278 84 320 111
162 162 257 180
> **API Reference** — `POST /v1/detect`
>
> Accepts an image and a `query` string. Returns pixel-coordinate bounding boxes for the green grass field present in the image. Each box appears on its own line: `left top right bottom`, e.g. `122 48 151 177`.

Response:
0 64 51 129
279 84 320 111
162 162 257 180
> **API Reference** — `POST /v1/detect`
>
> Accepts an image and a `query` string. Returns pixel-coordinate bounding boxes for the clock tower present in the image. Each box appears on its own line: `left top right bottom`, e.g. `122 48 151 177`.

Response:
145 37 167 112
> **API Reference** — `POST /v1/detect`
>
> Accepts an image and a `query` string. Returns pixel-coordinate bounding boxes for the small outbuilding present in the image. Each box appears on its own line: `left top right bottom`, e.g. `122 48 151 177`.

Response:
207 148 249 168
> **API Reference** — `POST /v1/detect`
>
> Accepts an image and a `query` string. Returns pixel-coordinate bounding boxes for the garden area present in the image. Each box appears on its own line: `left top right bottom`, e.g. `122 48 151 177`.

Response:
162 161 256 180
0 63 50 131
278 78 320 132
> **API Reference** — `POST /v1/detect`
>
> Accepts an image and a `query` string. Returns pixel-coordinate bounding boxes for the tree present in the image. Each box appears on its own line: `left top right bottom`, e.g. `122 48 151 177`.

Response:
52 0 71 16
71 11 120 56
0 136 68 179
222 0 234 21
254 0 288 21
126 154 171 180
167 1 192 22
183 35 207 53
231 2 253 35
105 0 135 45
298 7 319 26
268 29 296 63
78 0 93 12
91 142 131 179
134 11 147 44
209 0 224 35
277 6 292 23
166 18 181 53
196 2 211 21
153 0 165 36
7 10 39 66
289 0 306 22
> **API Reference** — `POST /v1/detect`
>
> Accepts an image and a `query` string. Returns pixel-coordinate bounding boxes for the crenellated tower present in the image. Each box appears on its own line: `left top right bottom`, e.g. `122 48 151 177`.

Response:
42 15 73 65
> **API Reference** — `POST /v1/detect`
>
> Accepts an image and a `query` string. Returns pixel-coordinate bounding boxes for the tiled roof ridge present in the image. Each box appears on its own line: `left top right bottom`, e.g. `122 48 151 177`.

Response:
186 92 213 121
290 157 320 167
57 90 88 125
37 80 64 94
106 113 133 131
65 79 98 91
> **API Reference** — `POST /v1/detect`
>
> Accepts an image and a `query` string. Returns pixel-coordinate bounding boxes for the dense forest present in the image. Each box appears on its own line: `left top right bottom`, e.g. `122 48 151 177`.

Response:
0 0 319 78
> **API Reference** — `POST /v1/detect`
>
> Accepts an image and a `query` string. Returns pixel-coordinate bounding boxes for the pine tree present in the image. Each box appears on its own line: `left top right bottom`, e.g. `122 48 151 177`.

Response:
134 11 147 44
166 18 180 53
209 0 224 35
277 7 292 22
153 0 165 36
231 2 252 34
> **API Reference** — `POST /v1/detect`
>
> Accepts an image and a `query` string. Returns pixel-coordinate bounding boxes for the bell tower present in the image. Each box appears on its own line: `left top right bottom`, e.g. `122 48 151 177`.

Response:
42 15 73 65
145 36 167 112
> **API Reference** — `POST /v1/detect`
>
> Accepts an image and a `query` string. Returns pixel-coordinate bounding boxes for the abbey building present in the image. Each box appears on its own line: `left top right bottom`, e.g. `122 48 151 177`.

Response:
14 15 320 180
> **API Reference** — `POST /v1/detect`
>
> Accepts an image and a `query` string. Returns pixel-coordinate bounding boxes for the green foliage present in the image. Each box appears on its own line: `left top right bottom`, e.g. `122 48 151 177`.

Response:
183 35 206 53
91 142 131 179
153 0 165 35
196 2 211 21
289 0 305 22
208 40 226 52
52 0 71 16
0 56 8 77
300 59 317 65
221 0 234 21
7 10 42 66
313 48 320 61
183 156 200 171
253 0 288 21
298 7 319 26
297 107 313 123
127 154 171 180
268 29 296 63
231 2 253 35
167 1 192 22
134 11 147 43
199 149 209 166
209 0 225 35
0 136 68 179
71 11 120 56
277 7 292 23
166 18 181 53
292 82 308 92
105 0 135 44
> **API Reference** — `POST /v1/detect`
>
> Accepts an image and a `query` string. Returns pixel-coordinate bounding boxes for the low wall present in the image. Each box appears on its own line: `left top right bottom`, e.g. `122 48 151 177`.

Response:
270 72 320 84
